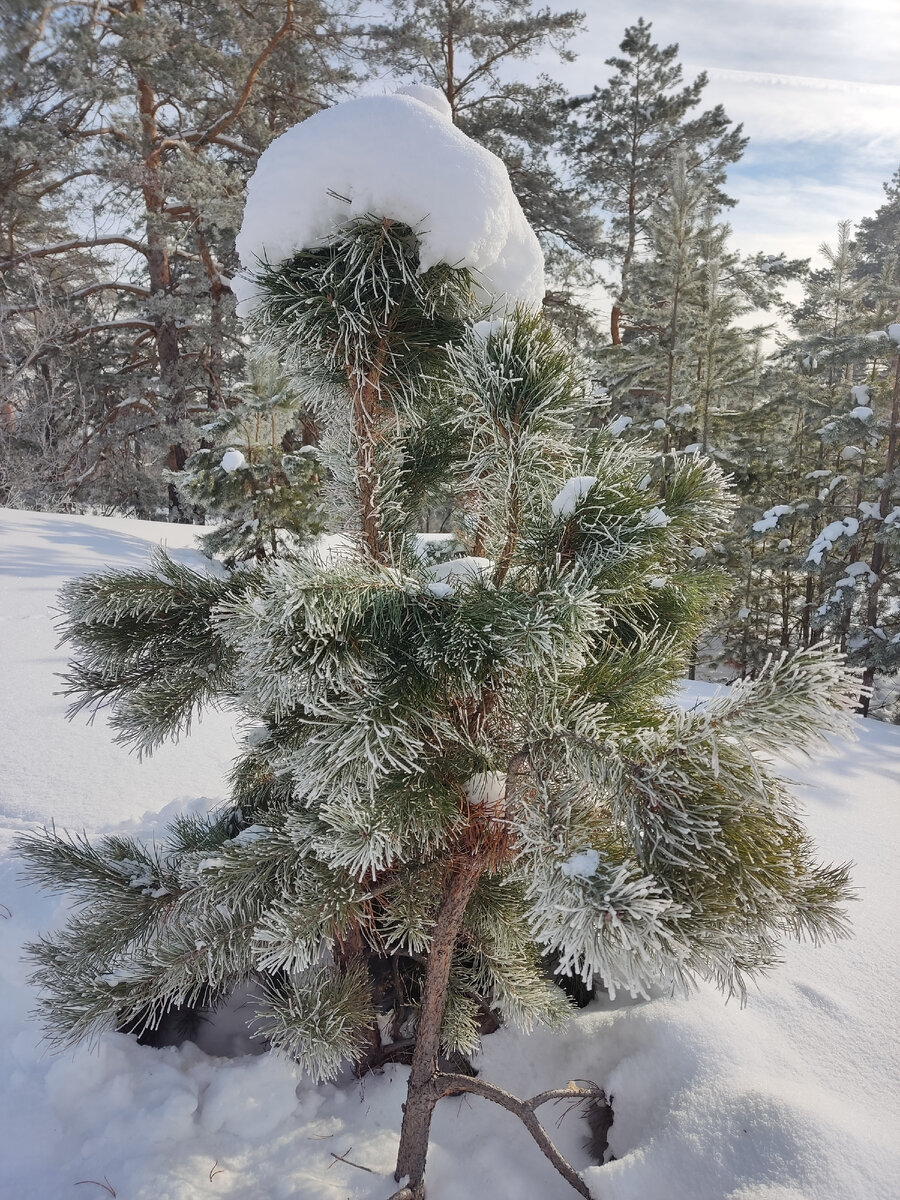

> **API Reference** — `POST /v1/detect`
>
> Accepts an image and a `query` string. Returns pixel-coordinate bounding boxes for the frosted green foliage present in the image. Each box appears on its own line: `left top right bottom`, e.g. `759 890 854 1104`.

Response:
179 354 325 566
23 214 855 1077
253 962 375 1082
517 648 856 998
56 550 253 753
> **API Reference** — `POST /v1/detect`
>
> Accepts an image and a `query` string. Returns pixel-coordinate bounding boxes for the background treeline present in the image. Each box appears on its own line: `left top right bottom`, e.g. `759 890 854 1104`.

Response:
1 3 898 715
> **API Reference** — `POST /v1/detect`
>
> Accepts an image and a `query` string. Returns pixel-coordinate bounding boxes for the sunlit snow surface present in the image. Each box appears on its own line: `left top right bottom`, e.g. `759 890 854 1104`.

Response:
234 88 545 317
0 509 898 1200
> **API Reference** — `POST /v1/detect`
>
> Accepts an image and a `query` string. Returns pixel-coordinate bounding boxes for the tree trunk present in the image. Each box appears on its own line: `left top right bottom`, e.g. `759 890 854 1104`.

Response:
394 853 486 1195
859 350 900 713
351 338 390 562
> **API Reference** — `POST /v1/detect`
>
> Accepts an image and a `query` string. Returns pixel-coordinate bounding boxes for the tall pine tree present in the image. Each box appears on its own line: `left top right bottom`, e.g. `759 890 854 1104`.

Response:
570 18 747 346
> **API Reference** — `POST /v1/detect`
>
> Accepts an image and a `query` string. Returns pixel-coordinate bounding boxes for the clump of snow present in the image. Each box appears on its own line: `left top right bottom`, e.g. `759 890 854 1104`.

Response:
840 445 863 461
465 772 507 811
849 384 869 406
426 556 494 597
807 517 859 565
235 89 544 315
608 414 633 437
560 848 600 878
424 580 456 599
865 329 889 341
689 546 707 559
846 560 877 583
644 506 671 528
682 443 701 454
652 418 667 431
227 824 269 848
849 407 873 422
753 504 794 534
551 476 598 518
471 318 507 341
737 606 751 619
888 322 900 345
220 448 246 473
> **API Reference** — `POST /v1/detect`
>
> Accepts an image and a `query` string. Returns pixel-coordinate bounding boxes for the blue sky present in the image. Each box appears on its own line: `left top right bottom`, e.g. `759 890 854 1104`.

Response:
538 0 900 265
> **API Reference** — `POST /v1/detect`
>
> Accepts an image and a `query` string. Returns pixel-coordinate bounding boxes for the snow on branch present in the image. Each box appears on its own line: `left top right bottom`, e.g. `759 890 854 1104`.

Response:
235 88 545 316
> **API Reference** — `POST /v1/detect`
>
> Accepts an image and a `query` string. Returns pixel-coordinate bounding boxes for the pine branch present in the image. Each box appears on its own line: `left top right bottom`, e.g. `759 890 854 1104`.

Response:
0 236 150 271
194 0 295 147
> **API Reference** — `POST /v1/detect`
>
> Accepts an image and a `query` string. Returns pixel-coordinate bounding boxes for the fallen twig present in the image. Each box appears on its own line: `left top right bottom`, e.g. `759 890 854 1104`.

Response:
327 1146 378 1175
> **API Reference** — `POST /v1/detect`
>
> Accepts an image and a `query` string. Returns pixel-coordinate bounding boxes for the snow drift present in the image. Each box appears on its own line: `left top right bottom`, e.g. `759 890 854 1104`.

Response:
0 508 898 1200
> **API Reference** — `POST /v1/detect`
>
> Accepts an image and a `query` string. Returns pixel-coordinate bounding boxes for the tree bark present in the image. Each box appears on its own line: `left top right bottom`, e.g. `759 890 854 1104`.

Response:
351 339 390 562
859 350 900 713
394 853 486 1195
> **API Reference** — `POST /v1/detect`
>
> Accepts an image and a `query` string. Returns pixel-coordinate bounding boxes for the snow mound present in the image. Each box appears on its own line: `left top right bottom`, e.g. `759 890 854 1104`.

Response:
235 89 544 315
0 511 899 1200
198 1054 301 1138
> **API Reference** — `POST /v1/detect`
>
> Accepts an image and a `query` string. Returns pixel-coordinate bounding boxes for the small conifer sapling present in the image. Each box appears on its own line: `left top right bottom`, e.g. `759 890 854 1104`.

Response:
21 90 856 1200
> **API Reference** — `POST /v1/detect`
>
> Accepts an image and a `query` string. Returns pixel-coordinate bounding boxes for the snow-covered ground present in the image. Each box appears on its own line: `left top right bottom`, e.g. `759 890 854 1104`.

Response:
0 508 897 1200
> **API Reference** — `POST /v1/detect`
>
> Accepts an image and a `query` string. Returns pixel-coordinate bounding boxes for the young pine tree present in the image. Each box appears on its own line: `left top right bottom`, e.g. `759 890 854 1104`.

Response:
178 352 324 566
21 91 856 1200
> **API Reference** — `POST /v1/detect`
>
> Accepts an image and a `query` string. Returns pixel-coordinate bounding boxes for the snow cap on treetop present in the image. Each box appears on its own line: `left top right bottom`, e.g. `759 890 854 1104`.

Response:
234 87 545 315
394 83 453 120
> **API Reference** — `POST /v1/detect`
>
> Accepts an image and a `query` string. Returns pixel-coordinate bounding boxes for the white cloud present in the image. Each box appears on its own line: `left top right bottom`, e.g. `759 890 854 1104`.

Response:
725 177 886 262
553 0 900 90
536 0 900 262
701 68 900 150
